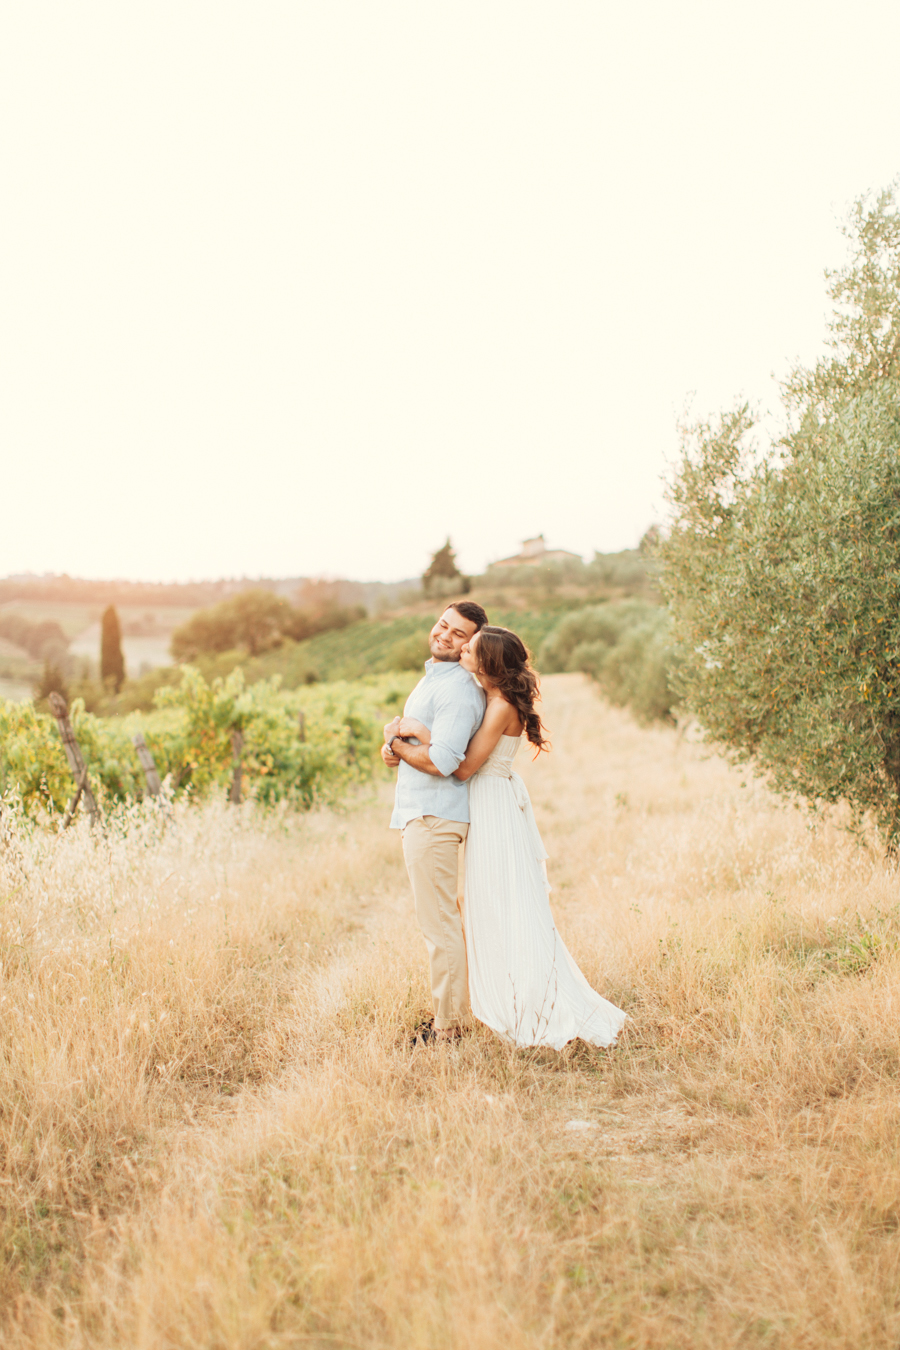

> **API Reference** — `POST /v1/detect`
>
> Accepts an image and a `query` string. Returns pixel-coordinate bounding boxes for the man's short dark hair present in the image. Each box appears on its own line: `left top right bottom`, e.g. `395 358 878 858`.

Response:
448 600 488 631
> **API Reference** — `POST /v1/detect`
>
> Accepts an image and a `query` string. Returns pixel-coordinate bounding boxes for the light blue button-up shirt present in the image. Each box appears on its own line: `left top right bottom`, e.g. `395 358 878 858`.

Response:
390 658 486 829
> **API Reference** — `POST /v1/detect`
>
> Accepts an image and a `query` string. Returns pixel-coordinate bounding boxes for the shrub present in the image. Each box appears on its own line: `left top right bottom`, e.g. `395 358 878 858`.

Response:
538 599 660 673
0 670 416 820
148 668 398 808
0 697 142 815
594 614 678 724
170 590 365 662
539 600 678 723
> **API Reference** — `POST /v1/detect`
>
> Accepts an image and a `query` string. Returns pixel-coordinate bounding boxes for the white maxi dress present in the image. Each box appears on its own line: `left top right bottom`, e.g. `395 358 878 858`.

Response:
464 734 626 1050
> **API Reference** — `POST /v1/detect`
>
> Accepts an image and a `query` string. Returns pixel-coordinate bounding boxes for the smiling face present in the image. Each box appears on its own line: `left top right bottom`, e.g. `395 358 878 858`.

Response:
459 632 480 675
429 607 479 662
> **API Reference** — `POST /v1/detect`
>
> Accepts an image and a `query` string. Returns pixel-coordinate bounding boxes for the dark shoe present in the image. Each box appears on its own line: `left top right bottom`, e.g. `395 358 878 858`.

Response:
410 1017 436 1047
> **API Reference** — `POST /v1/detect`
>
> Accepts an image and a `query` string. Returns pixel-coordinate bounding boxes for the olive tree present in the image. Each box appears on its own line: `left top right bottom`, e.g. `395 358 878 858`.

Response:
660 183 900 846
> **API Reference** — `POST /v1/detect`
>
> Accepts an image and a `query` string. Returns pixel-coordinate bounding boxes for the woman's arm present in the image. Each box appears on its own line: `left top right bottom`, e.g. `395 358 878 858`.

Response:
396 716 431 745
453 700 512 782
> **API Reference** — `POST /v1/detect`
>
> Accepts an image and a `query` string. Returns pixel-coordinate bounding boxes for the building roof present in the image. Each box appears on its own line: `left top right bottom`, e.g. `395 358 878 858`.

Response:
492 534 583 568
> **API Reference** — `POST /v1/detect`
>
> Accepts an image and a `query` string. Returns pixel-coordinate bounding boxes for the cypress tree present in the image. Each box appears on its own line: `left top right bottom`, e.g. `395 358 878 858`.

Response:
100 605 126 692
422 539 470 597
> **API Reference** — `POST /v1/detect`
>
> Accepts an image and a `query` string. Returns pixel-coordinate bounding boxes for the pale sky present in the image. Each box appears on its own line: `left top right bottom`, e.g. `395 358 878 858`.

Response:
2 2 899 584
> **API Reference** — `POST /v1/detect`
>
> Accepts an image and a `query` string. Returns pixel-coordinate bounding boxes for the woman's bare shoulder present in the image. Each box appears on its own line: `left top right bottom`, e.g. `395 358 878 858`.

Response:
484 694 524 735
481 697 509 725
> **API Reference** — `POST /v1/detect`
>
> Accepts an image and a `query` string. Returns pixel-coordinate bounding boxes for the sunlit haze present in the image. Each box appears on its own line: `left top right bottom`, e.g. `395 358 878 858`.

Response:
3 1 899 582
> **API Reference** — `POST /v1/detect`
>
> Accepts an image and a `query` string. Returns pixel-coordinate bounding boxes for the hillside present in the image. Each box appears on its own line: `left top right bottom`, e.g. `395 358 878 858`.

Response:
178 548 658 690
191 604 579 687
0 547 657 707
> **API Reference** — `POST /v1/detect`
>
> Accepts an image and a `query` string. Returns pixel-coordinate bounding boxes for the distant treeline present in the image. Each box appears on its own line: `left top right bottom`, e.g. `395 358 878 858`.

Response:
0 548 653 615
0 574 420 613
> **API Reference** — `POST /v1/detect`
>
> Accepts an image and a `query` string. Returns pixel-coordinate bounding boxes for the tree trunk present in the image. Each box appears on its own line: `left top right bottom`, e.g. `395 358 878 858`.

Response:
880 724 900 856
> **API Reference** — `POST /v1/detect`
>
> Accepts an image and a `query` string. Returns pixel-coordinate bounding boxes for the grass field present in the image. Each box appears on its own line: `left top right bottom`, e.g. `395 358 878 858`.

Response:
2 674 899 1348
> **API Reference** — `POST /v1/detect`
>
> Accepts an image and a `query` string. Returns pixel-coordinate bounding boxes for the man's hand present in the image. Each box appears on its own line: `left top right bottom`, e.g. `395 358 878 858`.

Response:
381 742 400 768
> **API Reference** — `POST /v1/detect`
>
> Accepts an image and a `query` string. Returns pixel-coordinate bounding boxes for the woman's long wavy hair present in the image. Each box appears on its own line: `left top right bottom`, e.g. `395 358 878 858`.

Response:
473 626 549 754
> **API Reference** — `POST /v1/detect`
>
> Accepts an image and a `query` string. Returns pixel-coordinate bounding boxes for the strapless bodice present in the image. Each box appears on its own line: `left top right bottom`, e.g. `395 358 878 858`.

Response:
475 733 522 779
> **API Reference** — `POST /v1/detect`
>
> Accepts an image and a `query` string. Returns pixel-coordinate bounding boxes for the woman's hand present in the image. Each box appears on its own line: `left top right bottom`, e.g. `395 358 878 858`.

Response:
397 716 431 744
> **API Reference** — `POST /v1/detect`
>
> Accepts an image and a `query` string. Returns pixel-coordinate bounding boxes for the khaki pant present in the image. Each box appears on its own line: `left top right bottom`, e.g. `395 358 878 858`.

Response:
401 815 470 1031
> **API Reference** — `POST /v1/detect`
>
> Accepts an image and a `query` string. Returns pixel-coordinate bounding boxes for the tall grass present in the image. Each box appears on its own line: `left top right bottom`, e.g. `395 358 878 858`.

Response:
2 674 900 1348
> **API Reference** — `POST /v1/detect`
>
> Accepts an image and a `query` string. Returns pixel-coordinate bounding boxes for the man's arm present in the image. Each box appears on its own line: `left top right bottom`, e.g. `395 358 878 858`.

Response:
422 682 482 777
383 717 439 774
384 683 475 778
390 739 443 776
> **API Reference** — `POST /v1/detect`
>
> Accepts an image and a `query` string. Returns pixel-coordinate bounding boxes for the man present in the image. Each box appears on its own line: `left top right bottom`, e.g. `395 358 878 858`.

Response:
382 601 488 1043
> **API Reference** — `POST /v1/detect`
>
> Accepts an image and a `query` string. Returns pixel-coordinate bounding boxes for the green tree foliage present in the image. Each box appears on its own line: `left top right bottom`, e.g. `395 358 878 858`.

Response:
782 182 900 416
539 600 677 723
660 183 900 845
422 539 470 598
101 605 126 691
170 589 365 662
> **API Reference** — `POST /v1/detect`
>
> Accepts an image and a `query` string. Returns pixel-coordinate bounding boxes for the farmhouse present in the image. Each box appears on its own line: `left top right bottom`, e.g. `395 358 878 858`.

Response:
491 534 583 569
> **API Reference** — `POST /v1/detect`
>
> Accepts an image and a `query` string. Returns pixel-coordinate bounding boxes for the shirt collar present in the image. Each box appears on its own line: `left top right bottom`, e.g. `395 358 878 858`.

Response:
424 657 462 677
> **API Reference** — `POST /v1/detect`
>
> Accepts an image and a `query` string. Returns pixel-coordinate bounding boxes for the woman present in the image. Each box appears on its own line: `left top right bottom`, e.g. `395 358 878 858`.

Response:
396 625 626 1050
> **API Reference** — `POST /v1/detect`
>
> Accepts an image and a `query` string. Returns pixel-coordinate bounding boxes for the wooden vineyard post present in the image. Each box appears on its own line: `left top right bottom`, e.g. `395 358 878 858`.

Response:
132 732 162 797
229 728 244 804
297 710 306 742
48 692 100 827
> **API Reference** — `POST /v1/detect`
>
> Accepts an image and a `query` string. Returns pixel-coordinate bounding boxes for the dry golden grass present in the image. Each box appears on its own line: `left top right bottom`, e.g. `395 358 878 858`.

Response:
3 673 900 1348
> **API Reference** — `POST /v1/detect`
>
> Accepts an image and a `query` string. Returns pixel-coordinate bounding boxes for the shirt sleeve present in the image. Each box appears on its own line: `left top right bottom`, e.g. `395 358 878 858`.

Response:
427 682 483 777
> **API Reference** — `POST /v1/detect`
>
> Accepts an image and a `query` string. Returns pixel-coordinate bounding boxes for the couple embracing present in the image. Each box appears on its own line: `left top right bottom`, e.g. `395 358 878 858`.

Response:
382 601 626 1050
